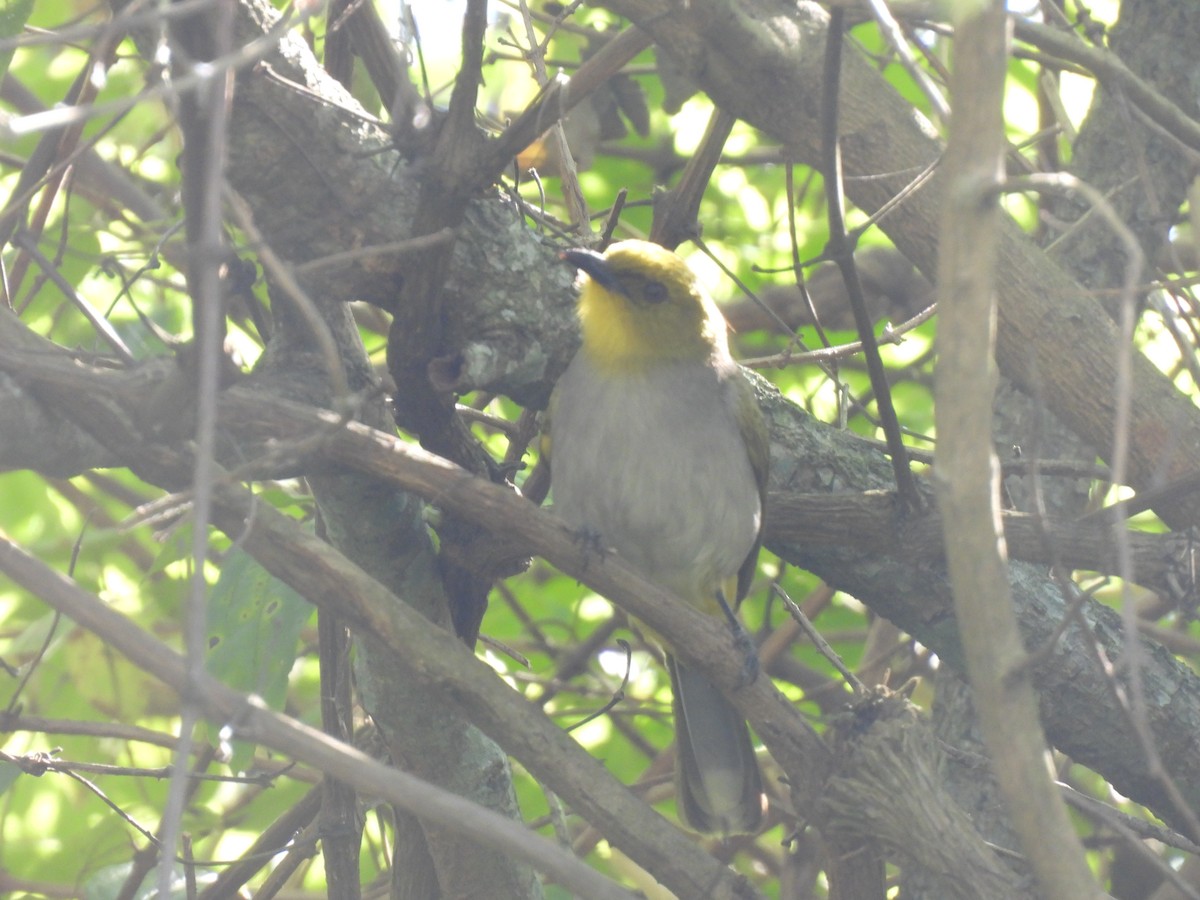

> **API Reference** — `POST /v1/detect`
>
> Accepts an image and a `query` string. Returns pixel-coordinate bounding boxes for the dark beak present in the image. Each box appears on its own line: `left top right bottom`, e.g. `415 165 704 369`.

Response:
560 248 619 290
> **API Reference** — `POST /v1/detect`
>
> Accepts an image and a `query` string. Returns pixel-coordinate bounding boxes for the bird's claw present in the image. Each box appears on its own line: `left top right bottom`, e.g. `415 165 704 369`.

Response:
570 527 608 571
731 621 760 688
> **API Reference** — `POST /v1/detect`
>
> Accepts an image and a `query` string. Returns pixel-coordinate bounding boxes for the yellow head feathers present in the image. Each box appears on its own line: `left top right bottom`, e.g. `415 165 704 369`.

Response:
561 241 730 371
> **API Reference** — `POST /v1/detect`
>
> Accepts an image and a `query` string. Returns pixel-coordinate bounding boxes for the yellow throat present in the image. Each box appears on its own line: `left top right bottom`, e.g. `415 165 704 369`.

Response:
564 241 730 372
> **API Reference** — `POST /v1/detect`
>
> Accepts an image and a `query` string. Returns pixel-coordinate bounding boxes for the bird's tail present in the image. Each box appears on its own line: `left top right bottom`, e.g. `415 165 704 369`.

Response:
668 654 763 834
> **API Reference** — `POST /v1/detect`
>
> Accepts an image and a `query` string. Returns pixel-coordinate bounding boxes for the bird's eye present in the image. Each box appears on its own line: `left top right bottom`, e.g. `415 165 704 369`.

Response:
642 281 669 303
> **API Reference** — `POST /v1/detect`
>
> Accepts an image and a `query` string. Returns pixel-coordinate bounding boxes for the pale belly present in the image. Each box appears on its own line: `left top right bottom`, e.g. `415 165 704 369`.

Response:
550 357 760 603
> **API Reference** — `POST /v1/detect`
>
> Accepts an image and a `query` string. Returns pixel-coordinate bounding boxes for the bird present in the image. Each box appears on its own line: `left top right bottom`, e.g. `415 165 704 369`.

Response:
546 239 768 833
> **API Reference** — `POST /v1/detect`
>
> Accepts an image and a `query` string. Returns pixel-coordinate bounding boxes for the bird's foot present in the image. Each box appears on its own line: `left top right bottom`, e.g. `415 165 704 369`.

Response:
731 620 760 687
716 588 760 687
570 527 609 571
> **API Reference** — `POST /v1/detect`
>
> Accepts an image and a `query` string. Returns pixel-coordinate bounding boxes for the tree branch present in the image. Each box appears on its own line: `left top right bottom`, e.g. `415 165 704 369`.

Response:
0 537 641 900
934 4 1103 896
6 339 1200 840
600 0 1200 531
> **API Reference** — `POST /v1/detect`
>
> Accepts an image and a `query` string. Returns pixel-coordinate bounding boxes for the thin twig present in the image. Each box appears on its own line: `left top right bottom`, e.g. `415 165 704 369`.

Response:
772 584 864 695
820 7 922 513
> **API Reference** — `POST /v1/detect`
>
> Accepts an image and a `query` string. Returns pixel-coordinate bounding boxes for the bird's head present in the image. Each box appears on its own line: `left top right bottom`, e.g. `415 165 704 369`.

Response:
561 240 730 372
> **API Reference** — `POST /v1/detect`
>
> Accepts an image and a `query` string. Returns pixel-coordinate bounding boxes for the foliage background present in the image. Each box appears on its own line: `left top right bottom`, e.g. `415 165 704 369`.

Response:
4 0 1200 898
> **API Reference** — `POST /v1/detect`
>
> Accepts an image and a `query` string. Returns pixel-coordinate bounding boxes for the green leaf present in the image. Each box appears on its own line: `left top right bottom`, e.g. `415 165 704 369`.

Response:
82 862 217 900
0 760 21 795
206 547 313 768
0 0 32 81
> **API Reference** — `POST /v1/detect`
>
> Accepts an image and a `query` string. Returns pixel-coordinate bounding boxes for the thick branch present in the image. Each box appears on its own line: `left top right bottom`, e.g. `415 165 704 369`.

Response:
0 358 770 900
934 5 1101 897
601 0 1200 530
0 538 637 900
6 342 1200 836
